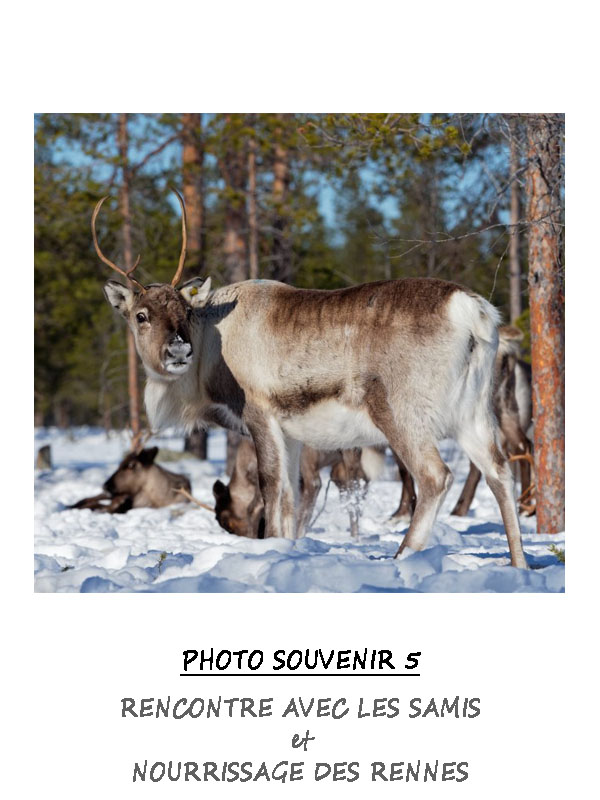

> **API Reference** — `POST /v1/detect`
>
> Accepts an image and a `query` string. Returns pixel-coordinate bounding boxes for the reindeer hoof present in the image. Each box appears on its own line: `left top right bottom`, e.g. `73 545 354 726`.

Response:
388 513 411 526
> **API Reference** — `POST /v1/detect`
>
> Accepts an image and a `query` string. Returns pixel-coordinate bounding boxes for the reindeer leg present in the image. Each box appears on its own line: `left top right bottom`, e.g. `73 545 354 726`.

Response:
284 436 302 538
514 434 533 513
244 407 296 539
97 494 133 514
297 454 322 537
450 462 482 516
68 492 112 510
247 487 266 539
364 378 452 555
502 418 534 513
457 426 528 569
347 497 360 540
342 449 366 540
389 456 417 522
394 447 452 555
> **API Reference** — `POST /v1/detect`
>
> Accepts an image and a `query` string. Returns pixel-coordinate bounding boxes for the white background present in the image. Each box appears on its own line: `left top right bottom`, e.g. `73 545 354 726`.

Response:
5 1 596 796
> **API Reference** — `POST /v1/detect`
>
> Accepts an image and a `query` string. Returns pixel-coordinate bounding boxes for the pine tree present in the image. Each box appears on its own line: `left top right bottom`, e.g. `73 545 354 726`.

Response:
525 114 565 534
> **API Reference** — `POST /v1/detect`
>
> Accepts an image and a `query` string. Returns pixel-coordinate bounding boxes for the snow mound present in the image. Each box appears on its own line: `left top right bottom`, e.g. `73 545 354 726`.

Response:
34 428 565 593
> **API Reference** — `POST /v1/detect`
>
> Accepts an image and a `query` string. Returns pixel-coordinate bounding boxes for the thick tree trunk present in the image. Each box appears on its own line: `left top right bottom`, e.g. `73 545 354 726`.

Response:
509 131 522 323
525 114 564 534
181 113 208 459
272 128 292 283
117 113 141 439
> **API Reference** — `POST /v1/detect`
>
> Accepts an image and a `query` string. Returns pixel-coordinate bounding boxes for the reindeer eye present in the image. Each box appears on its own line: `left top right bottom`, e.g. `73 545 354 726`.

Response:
128 462 136 469
136 312 147 324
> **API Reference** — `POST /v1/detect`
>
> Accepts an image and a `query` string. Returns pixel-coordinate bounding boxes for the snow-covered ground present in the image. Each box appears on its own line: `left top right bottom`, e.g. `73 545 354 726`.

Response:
34 428 564 593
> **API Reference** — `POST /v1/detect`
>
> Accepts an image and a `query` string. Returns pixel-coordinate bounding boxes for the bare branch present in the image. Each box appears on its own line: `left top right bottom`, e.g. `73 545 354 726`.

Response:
131 134 179 175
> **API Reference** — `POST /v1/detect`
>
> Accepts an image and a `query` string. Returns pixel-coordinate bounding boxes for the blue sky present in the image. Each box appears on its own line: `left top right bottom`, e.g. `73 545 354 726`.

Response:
36 113 402 235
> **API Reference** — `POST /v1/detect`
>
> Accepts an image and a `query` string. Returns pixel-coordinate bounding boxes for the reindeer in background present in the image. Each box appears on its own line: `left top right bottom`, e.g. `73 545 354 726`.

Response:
68 446 192 513
213 438 384 539
451 325 533 516
94 189 528 567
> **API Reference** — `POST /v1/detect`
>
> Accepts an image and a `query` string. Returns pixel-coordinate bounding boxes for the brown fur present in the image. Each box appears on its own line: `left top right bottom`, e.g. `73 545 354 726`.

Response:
103 271 528 567
213 439 376 539
265 279 462 334
69 447 191 513
271 380 344 416
105 282 195 379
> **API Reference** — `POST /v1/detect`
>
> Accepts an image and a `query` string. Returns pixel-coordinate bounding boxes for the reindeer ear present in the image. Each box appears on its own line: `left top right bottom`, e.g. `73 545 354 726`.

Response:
212 479 228 499
180 277 212 308
104 280 135 317
138 446 159 465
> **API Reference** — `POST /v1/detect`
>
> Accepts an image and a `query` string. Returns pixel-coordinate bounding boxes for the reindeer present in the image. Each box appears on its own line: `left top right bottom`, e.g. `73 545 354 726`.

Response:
388 325 533 522
94 190 527 567
68 447 192 513
451 325 533 516
212 438 384 539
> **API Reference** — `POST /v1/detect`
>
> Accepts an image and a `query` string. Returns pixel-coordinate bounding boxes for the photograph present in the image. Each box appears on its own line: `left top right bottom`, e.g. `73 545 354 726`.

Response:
33 112 565 593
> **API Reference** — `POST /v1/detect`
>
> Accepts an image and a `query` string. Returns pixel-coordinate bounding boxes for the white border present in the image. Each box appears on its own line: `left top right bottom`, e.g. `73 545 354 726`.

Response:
4 1 596 796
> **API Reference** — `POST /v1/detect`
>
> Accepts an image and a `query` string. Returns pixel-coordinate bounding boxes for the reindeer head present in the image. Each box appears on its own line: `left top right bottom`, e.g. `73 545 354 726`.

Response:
93 190 211 380
212 479 265 538
212 480 249 536
103 446 160 495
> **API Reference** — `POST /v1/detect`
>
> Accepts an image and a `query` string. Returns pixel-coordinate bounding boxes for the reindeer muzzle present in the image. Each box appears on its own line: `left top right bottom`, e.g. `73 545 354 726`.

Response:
164 335 193 375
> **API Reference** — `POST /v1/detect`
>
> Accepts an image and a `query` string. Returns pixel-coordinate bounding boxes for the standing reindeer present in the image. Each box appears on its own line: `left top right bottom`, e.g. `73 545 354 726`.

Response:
388 326 533 522
212 438 384 539
94 190 527 568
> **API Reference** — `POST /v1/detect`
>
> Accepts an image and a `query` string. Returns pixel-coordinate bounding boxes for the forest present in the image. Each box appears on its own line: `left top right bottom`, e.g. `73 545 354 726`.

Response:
34 113 564 535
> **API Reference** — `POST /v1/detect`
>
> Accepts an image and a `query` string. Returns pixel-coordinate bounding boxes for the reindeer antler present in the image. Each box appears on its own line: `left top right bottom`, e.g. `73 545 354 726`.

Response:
170 187 187 287
173 486 214 512
130 428 154 455
91 196 146 293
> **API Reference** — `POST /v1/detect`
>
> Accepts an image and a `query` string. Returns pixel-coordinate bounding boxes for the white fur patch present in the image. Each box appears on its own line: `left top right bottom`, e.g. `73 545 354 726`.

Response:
280 401 387 450
360 446 386 481
447 291 501 344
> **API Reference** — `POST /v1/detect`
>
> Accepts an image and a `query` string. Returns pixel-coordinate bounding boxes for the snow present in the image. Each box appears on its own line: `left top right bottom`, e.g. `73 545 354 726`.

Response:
34 428 565 593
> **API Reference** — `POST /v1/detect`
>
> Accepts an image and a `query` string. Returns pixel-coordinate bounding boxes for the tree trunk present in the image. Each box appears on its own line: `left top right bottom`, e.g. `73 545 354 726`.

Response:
509 129 522 323
181 113 205 280
248 136 259 279
184 428 208 460
525 114 564 534
54 397 70 429
221 120 249 464
181 113 208 459
272 126 292 282
224 205 247 283
117 113 141 439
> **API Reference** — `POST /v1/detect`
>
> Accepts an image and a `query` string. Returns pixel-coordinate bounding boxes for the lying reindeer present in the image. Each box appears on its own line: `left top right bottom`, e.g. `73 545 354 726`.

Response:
68 447 192 513
212 438 384 539
388 325 533 523
95 189 527 567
